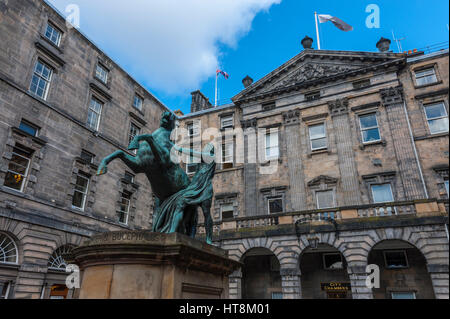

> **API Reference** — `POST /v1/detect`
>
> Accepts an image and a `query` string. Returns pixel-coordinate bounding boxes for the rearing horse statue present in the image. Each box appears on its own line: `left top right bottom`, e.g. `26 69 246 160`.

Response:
96 111 214 244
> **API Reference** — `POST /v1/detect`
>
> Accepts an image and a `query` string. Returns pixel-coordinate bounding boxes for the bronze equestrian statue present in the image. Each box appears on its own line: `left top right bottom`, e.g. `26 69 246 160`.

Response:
97 111 215 244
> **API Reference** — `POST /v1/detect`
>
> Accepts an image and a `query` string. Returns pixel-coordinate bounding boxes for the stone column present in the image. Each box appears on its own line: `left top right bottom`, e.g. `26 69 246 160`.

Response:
282 110 307 211
380 86 426 200
280 268 302 299
328 98 361 206
241 119 258 217
229 269 242 299
347 265 373 299
427 264 449 299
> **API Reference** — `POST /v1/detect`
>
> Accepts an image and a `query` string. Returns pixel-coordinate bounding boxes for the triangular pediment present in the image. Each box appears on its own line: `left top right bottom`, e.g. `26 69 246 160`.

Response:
232 49 405 103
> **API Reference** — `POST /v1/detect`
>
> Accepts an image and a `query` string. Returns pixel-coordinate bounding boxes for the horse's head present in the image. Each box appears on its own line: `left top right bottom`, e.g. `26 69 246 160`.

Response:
160 111 176 130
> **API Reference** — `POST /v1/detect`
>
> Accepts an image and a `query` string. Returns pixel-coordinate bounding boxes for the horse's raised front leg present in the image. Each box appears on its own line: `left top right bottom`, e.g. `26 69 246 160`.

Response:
128 134 151 151
97 150 141 175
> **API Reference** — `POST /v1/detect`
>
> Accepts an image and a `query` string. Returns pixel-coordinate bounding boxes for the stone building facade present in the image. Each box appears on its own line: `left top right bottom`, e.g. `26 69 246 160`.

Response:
0 0 448 299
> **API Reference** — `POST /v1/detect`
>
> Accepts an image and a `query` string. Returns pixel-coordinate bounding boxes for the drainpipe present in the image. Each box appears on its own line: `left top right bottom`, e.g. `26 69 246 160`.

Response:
402 100 429 199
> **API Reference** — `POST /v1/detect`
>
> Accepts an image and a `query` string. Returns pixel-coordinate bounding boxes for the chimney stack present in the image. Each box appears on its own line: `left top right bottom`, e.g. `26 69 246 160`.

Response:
191 90 212 113
242 75 254 88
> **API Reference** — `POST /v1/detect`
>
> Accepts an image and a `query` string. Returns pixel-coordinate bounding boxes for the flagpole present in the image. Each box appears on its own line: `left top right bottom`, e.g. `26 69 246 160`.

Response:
215 72 218 107
315 12 321 50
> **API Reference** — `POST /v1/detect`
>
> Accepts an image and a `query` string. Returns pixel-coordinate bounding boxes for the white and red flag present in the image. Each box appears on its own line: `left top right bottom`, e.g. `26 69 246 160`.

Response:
216 69 229 79
318 14 354 32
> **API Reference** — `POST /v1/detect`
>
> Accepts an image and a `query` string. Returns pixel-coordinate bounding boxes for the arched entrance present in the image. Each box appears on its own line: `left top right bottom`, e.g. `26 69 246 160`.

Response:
241 248 282 299
368 239 435 299
300 244 352 299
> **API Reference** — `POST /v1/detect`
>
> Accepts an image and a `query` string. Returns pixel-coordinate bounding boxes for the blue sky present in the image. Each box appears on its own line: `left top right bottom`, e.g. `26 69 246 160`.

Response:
48 0 449 115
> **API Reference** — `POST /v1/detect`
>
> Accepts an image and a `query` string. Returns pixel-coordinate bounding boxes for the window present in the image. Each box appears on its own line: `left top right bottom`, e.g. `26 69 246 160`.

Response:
44 22 62 47
3 144 33 192
72 172 90 210
309 123 327 151
424 102 449 134
129 123 140 154
221 204 234 220
80 150 94 164
359 113 381 143
186 160 198 175
124 172 135 184
187 122 199 137
415 68 437 86
1 282 11 299
0 233 18 264
271 292 283 299
384 250 408 269
222 141 234 169
323 253 343 269
48 245 73 270
49 285 69 299
305 91 321 102
118 191 131 225
87 97 103 131
268 197 283 214
391 292 416 299
29 60 52 100
221 115 234 130
445 180 449 196
371 184 394 203
19 120 39 137
316 190 334 209
133 95 143 111
265 130 279 160
95 64 109 84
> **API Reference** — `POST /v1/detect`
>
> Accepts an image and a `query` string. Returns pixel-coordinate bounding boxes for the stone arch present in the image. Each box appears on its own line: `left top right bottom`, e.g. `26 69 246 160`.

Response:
0 231 19 264
233 237 280 264
0 217 26 264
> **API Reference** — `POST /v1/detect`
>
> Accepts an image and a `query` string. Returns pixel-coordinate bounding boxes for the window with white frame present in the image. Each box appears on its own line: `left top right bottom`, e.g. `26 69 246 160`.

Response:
222 140 234 169
359 113 381 143
415 67 437 86
384 250 408 269
265 129 279 160
424 102 449 135
72 172 90 210
187 122 200 137
268 196 283 214
95 64 109 84
316 190 335 209
118 191 131 225
86 97 103 131
48 245 74 270
44 22 62 47
29 60 53 100
220 115 234 130
371 183 394 203
124 171 135 184
133 94 143 111
309 123 327 151
129 123 140 154
221 203 234 220
391 292 416 299
0 233 18 264
3 144 33 192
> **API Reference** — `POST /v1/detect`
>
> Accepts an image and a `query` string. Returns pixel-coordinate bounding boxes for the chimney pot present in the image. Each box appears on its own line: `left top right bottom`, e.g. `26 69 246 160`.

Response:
301 36 314 50
376 37 391 52
242 75 254 88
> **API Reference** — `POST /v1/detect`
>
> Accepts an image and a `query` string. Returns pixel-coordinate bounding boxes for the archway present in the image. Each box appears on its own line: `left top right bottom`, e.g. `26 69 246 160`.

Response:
299 243 352 299
368 239 435 299
241 247 282 299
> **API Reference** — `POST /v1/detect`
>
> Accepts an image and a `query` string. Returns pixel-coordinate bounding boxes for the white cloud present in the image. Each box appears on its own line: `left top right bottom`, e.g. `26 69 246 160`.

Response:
47 0 281 94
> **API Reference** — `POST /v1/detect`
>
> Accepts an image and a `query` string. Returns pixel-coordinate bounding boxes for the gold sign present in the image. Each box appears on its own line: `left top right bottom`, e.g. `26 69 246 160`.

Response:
321 282 351 291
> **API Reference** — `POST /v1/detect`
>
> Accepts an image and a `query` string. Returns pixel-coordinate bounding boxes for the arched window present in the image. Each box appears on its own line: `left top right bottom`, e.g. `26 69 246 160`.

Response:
48 245 74 270
0 233 18 264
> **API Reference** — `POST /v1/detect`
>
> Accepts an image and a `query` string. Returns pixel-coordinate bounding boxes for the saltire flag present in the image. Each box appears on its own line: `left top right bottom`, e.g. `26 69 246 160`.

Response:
216 69 229 79
318 14 353 32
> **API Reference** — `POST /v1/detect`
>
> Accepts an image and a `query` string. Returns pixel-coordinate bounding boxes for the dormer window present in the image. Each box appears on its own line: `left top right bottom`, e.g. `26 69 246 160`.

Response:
95 64 109 84
44 22 62 47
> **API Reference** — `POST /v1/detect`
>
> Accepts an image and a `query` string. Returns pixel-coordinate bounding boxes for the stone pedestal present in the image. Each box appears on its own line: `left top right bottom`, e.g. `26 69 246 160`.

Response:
68 231 241 299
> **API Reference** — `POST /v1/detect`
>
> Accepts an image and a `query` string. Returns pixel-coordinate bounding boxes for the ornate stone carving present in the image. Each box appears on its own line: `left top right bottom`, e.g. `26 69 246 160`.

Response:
269 63 355 91
282 109 301 125
380 86 404 106
307 175 338 187
328 98 349 117
240 118 258 129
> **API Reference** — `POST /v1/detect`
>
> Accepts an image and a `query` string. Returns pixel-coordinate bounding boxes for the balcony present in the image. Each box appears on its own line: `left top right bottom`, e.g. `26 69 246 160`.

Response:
197 199 448 236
